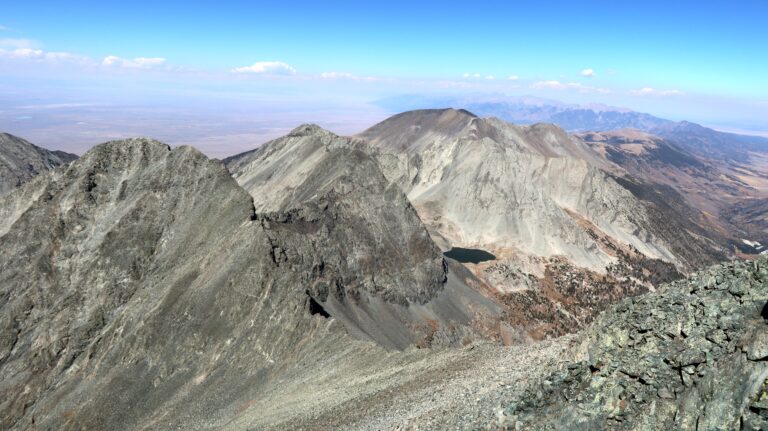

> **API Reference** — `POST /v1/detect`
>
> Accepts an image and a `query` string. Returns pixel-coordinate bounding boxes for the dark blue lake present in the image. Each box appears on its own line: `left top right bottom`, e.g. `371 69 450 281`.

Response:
443 247 496 264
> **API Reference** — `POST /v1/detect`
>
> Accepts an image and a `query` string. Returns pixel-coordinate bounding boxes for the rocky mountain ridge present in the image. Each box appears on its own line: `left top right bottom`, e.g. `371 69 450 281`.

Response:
0 132 77 196
226 110 730 340
0 136 501 429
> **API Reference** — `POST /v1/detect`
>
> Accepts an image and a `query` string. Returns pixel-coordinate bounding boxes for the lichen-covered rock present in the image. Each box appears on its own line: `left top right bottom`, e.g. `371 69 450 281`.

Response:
501 257 768 430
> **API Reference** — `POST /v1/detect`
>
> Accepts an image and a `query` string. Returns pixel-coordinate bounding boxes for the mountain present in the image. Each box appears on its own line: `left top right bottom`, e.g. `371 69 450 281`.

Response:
226 124 504 348
350 109 731 338
0 132 77 196
467 102 672 132
579 129 768 248
357 109 674 268
0 136 502 429
652 120 768 163
375 95 673 132
1 124 764 430
227 114 685 340
502 256 768 430
377 95 768 165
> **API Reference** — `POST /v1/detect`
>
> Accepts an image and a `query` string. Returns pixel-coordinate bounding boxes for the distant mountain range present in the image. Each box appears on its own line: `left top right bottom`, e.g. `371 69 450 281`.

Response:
376 95 768 163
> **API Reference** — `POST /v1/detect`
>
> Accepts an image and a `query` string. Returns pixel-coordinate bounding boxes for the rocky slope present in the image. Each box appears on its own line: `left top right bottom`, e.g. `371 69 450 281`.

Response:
353 109 730 338
0 137 500 430
0 132 77 196
227 123 506 348
581 129 768 249
356 109 682 271
502 256 768 430
257 256 768 430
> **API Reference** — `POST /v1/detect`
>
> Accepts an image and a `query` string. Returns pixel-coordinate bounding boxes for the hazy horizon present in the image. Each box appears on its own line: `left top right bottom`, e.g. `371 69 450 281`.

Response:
2 1 768 156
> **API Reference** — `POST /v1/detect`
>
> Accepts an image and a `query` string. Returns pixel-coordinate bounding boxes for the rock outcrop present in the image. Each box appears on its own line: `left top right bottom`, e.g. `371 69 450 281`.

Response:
502 256 768 430
0 132 77 196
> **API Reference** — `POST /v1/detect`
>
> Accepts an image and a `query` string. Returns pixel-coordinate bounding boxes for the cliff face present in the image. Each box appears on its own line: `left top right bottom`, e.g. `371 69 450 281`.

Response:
502 256 768 430
0 132 77 196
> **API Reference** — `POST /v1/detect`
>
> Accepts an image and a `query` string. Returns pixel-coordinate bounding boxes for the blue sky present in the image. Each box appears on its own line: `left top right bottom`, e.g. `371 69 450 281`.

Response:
1 1 767 154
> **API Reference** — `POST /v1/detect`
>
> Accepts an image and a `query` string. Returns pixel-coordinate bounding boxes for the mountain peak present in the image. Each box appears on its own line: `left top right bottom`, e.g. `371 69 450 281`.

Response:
288 123 336 138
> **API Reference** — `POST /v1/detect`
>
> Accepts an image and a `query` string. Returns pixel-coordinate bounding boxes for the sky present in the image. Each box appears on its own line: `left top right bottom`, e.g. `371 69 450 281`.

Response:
1 1 767 156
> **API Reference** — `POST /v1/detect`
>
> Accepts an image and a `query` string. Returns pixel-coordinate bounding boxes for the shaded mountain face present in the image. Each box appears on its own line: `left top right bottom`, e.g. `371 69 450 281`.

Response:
723 198 768 247
652 121 768 163
0 132 77 196
0 137 502 430
502 256 768 430
579 129 750 214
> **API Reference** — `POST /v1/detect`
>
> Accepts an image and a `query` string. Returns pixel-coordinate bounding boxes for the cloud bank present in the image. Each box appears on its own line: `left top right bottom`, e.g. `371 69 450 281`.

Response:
102 56 167 69
630 87 683 97
231 61 296 75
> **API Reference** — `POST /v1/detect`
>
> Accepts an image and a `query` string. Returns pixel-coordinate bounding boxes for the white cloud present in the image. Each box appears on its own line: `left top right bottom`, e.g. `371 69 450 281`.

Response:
485 75 495 80
462 72 485 79
320 71 378 81
507 75 519 81
231 61 296 75
581 68 595 77
0 47 83 62
0 38 38 49
321 71 354 79
531 80 610 94
102 55 167 69
629 87 683 97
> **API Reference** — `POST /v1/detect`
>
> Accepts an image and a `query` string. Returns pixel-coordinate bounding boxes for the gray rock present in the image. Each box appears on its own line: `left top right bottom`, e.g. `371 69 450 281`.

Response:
502 256 768 430
746 331 768 361
0 132 77 196
0 136 502 430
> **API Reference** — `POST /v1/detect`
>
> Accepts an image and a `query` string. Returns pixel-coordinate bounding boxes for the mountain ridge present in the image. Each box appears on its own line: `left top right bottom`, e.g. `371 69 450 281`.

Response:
0 132 78 196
